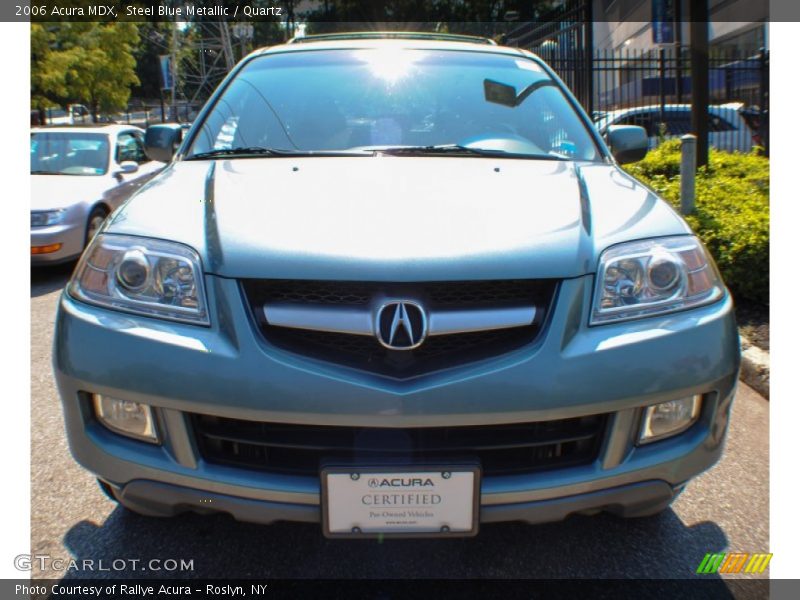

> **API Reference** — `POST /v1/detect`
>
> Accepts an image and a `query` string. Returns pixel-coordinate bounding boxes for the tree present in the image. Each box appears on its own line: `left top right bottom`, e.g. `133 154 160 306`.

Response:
131 21 175 101
300 1 567 39
30 23 55 118
33 22 140 122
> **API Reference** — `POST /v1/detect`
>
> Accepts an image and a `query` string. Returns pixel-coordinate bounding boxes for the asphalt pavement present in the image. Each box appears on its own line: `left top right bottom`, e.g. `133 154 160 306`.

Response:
30 262 769 584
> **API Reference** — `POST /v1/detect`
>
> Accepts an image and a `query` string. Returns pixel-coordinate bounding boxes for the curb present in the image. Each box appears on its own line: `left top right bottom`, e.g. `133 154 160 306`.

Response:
739 333 769 399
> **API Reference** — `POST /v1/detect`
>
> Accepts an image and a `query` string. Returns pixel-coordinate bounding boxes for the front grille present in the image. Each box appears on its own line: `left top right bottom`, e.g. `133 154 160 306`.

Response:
192 414 607 477
241 279 558 377
245 279 551 309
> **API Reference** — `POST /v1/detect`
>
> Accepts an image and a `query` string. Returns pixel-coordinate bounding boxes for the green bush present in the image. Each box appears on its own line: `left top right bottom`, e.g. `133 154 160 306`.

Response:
623 140 769 304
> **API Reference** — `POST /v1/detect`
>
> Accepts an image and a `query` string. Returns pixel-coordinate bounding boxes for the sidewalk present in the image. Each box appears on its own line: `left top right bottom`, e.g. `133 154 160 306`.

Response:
740 332 769 399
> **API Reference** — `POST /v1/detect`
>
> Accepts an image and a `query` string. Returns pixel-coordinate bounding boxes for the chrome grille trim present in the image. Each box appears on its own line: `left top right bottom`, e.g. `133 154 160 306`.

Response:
263 303 536 337
427 306 537 335
263 304 373 335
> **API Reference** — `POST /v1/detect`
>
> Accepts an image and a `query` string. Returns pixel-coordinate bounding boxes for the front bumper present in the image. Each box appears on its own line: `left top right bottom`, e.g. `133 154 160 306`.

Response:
31 222 84 264
53 274 740 526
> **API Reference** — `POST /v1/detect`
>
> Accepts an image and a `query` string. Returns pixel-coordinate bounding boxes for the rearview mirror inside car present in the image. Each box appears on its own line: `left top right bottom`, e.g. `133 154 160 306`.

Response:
144 124 184 163
484 79 518 107
484 79 556 108
605 125 649 164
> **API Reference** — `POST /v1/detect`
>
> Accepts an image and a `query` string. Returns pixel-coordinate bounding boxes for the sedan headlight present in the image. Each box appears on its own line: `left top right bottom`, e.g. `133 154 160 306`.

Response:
31 209 65 227
68 234 209 325
591 236 724 325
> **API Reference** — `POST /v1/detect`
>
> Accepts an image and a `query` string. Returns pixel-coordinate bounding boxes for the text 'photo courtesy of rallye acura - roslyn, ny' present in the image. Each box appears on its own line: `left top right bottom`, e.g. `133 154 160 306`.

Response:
53 32 740 539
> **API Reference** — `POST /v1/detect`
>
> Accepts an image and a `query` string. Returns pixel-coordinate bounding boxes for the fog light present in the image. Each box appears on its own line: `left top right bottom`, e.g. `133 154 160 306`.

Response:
639 395 701 444
93 394 158 443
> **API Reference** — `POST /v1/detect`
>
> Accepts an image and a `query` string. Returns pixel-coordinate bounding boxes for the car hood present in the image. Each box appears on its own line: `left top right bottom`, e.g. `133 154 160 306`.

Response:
31 174 110 210
107 157 690 280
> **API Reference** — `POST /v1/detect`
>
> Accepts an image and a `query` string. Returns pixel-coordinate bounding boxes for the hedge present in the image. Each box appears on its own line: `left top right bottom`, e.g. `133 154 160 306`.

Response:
623 140 769 304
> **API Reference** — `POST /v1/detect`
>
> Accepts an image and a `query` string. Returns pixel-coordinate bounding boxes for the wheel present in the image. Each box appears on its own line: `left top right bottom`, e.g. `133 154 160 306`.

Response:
97 478 120 503
620 485 686 518
85 206 109 246
96 479 173 518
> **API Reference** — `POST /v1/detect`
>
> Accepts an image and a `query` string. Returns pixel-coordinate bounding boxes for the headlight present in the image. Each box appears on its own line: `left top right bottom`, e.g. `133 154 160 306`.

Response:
31 209 65 227
68 234 209 325
591 236 724 325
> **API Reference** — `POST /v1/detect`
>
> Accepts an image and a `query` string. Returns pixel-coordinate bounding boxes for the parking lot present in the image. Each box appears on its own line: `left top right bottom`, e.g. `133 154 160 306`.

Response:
31 262 768 583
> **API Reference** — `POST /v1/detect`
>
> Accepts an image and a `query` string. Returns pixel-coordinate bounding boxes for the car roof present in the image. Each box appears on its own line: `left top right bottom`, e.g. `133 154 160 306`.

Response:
31 124 143 135
252 36 532 59
286 32 497 45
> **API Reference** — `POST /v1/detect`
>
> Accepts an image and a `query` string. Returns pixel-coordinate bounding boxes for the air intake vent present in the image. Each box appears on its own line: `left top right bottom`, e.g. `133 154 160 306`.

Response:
192 414 607 477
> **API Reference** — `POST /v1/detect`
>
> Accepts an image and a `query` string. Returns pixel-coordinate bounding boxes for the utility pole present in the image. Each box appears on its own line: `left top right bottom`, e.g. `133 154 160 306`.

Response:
689 0 709 167
675 0 683 103
219 20 236 71
171 21 178 122
584 1 594 116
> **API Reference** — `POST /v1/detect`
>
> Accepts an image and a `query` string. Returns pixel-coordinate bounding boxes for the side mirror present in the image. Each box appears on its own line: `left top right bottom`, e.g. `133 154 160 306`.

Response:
118 161 139 174
144 124 183 163
605 125 649 164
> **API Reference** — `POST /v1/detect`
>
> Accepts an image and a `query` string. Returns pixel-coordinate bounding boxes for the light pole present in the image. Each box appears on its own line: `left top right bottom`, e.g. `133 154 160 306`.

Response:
171 22 179 122
231 22 254 60
690 0 709 168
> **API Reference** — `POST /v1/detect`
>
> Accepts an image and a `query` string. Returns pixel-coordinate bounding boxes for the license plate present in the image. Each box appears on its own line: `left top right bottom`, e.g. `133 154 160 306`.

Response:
321 465 480 538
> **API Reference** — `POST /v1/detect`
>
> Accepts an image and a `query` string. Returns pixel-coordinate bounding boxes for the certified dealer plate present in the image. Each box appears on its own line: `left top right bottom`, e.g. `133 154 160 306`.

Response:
321 465 480 538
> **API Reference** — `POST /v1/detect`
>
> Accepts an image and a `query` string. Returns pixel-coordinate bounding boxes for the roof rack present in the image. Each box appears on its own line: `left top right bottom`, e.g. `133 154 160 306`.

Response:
287 32 497 45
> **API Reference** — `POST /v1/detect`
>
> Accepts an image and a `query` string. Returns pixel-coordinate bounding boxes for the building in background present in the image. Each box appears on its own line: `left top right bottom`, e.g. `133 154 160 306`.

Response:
593 0 768 52
506 0 769 152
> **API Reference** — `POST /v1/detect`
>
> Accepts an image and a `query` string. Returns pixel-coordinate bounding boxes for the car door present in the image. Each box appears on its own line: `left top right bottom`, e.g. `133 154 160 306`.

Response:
103 131 164 209
709 111 749 152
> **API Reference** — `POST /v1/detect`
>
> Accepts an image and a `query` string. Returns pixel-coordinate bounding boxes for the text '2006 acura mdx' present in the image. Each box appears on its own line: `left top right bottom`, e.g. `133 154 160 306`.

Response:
54 33 740 538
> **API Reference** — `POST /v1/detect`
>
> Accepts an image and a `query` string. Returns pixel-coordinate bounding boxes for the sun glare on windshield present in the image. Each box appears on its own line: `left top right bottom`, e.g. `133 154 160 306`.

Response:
358 48 420 84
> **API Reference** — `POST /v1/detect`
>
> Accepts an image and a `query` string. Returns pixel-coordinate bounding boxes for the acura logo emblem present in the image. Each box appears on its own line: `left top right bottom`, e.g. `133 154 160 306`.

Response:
376 301 427 350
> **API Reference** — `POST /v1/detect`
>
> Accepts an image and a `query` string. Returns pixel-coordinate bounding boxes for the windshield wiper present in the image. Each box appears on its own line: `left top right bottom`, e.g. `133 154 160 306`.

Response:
370 144 568 160
186 147 368 160
372 144 506 157
185 147 292 160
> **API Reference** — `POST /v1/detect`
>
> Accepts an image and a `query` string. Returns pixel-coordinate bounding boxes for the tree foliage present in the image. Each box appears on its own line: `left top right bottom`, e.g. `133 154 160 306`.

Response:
301 0 562 38
31 22 140 120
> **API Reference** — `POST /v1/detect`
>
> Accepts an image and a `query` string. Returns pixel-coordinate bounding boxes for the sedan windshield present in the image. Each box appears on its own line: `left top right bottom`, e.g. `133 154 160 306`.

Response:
186 48 600 161
31 132 110 176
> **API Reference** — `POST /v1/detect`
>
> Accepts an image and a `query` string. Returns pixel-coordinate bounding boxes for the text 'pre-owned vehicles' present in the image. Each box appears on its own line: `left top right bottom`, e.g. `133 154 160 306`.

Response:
31 125 163 264
54 33 739 538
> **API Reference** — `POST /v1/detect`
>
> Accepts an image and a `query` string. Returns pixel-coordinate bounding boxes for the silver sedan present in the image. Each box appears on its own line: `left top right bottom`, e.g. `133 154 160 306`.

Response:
31 125 163 265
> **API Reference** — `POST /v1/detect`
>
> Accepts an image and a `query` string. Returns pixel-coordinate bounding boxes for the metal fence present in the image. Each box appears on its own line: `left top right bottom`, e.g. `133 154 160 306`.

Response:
536 45 769 154
33 99 201 128
117 100 200 127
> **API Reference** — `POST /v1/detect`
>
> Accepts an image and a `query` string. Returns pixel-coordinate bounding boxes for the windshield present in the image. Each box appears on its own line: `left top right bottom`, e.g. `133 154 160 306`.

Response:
187 48 600 161
30 132 110 176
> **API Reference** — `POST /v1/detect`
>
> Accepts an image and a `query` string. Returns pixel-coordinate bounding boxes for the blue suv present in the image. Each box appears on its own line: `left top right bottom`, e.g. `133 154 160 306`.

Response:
54 33 739 538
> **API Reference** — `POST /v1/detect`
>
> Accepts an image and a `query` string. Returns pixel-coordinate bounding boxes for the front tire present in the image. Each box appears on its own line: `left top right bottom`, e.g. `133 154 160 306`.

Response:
97 478 121 503
620 485 686 518
85 206 109 247
96 479 174 518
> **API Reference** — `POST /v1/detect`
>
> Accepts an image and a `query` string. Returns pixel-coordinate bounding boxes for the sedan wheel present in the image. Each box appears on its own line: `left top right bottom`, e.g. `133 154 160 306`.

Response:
85 208 108 246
